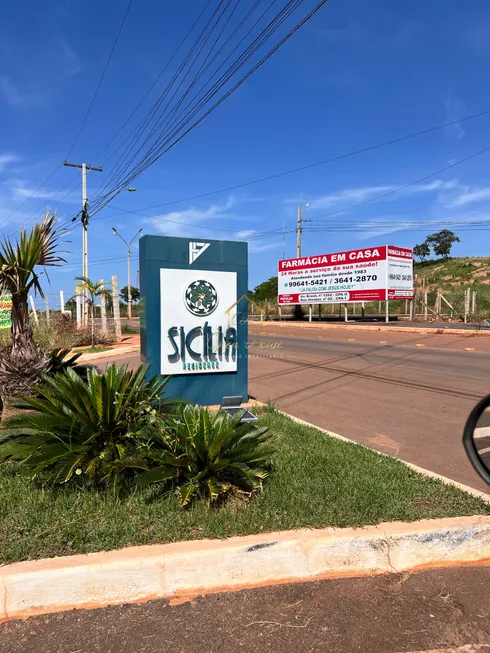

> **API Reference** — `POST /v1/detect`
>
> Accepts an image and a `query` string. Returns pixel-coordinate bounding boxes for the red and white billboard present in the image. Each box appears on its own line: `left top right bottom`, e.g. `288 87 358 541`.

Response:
278 245 413 305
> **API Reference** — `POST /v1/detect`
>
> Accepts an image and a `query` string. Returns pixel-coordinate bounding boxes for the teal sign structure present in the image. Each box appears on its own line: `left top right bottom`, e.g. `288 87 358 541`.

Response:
139 236 248 405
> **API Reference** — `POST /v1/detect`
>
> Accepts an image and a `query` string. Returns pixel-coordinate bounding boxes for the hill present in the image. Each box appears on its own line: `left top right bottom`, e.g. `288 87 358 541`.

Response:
414 257 490 315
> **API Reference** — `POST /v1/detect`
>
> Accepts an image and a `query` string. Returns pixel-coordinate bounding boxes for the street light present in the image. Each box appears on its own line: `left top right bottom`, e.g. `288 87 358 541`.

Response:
112 227 143 320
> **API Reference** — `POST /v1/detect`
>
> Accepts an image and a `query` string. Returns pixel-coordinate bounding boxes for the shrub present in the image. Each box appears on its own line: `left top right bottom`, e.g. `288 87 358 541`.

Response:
293 304 304 320
33 314 116 350
0 363 173 496
139 404 276 506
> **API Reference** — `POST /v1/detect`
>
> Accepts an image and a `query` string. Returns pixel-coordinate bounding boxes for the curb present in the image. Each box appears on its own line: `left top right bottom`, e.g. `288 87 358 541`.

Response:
1 516 489 622
279 412 490 505
76 344 140 363
249 321 490 337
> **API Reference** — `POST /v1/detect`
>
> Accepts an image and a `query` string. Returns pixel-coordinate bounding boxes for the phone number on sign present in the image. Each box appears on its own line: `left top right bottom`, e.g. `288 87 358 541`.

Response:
285 274 378 288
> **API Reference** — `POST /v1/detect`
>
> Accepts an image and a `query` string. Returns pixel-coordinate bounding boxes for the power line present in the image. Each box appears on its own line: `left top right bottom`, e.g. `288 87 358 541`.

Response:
303 144 490 223
91 0 215 166
64 0 134 160
89 0 329 211
89 107 490 216
0 0 134 233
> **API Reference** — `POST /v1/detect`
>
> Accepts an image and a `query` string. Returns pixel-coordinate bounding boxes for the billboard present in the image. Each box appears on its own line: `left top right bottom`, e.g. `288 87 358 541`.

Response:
0 293 12 329
278 246 413 305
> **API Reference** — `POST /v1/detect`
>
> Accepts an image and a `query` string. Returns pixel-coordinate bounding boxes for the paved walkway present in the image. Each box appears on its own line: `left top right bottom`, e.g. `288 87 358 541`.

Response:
2 566 489 652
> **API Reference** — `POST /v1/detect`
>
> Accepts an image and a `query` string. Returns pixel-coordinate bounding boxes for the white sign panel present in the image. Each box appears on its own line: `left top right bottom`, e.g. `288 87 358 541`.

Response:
387 246 414 300
278 245 413 304
160 268 238 375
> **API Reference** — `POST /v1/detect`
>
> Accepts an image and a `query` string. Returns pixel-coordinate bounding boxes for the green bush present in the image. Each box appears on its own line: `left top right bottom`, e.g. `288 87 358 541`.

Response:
0 363 173 496
139 404 276 506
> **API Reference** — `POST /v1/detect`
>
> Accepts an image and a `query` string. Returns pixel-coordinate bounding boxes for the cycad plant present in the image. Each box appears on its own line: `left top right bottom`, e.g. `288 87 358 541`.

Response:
139 405 276 506
0 363 172 496
74 277 111 346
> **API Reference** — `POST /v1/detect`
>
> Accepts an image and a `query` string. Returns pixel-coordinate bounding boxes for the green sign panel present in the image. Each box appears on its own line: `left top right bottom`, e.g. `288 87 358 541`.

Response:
0 293 12 330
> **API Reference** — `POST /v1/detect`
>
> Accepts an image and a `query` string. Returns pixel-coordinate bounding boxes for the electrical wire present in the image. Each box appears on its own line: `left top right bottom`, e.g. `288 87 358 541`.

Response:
0 0 134 233
303 144 490 224
89 1 329 212
64 0 134 160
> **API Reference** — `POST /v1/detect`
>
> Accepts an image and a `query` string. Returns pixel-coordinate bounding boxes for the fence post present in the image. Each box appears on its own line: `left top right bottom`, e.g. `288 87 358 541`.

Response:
385 299 389 323
99 279 107 332
308 305 312 322
76 293 82 329
424 290 428 321
29 295 39 325
60 290 65 314
112 275 122 341
472 290 477 314
435 291 441 316
45 296 50 324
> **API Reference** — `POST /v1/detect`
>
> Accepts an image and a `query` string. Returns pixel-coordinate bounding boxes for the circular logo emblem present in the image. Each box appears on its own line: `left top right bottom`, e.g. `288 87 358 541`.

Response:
184 279 218 316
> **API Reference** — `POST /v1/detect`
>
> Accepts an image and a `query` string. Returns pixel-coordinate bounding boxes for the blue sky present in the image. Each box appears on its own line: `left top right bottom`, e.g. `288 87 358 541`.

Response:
2 0 490 307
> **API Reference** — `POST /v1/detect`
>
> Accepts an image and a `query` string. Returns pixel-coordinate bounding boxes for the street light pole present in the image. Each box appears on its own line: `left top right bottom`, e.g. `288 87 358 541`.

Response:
112 228 143 320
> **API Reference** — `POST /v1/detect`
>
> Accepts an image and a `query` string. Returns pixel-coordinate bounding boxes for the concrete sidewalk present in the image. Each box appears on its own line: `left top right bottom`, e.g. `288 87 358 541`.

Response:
2 565 489 652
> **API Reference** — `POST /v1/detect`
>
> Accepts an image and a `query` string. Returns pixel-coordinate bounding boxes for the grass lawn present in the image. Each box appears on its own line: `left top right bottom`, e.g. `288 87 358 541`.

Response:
1 409 488 565
73 346 113 355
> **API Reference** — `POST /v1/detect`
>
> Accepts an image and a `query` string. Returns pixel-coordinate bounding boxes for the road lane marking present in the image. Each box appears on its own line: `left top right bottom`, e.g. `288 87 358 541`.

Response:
465 347 476 351
416 343 425 347
379 340 388 344
348 338 356 341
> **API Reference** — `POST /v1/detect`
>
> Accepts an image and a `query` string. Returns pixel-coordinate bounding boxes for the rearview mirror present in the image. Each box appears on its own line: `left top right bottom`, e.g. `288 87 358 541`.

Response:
463 395 490 486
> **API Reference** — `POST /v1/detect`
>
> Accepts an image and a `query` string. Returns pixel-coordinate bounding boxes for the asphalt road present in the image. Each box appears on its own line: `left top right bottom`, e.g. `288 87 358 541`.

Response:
2 566 490 652
98 326 490 492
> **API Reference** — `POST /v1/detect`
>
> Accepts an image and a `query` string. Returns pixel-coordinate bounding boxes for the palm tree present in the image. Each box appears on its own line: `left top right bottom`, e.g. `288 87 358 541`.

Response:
0 211 66 357
0 212 66 420
75 277 111 346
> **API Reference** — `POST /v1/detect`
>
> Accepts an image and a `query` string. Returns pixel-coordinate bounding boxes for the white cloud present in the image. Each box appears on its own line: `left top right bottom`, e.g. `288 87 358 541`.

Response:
444 187 490 208
147 197 236 237
11 183 56 200
306 186 394 210
301 179 458 212
443 96 466 141
235 229 256 240
0 77 24 107
0 39 82 110
0 154 19 173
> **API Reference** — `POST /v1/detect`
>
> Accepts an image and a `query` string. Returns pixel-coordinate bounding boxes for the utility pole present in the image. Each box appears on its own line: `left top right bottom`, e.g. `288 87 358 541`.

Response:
63 160 103 326
282 222 286 260
296 204 302 258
